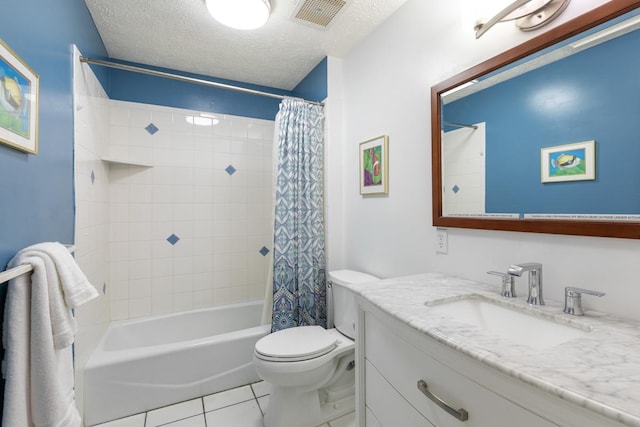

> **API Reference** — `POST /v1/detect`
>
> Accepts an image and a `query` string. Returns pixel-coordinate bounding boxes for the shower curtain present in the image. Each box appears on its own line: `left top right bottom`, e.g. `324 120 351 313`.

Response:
270 98 326 332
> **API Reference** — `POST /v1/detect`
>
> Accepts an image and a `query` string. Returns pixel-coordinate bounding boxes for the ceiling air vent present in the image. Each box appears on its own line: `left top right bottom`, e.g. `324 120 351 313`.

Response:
292 0 348 29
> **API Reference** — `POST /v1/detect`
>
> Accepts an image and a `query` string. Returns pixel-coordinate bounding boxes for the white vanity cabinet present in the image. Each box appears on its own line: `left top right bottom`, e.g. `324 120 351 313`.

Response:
356 300 628 427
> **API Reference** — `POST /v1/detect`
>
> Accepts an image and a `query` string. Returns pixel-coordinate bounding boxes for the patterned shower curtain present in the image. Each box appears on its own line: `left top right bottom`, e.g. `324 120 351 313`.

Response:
271 98 326 332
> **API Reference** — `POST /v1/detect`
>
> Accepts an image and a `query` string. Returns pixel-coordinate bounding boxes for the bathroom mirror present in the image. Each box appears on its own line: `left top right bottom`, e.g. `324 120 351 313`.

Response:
431 1 640 238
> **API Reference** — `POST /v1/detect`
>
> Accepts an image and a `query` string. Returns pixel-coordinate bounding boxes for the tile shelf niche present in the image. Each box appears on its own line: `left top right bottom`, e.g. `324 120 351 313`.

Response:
100 156 153 168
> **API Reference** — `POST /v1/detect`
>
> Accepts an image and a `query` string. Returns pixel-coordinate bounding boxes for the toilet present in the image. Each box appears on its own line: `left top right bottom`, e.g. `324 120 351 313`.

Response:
254 270 379 427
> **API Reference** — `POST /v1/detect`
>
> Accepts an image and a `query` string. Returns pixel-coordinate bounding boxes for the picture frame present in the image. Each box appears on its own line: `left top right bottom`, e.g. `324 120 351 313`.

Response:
0 38 39 154
359 135 389 195
541 140 595 183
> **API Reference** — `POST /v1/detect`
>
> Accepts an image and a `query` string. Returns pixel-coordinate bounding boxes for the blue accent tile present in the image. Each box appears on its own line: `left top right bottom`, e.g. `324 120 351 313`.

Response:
90 170 95 184
452 185 460 194
225 165 237 175
145 123 159 135
167 233 180 245
259 246 270 256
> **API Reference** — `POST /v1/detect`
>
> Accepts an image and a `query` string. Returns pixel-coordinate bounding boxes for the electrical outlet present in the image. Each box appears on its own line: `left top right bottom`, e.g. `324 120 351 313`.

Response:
436 228 448 254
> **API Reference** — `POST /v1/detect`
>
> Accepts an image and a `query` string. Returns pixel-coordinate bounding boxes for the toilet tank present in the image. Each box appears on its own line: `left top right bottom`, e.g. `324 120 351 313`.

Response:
329 270 379 340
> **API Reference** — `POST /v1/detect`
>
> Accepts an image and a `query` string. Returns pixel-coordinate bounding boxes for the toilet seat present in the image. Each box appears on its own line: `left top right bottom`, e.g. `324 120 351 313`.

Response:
255 326 338 362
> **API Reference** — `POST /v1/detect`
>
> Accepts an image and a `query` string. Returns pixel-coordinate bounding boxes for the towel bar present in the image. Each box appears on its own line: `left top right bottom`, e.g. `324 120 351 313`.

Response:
0 244 76 284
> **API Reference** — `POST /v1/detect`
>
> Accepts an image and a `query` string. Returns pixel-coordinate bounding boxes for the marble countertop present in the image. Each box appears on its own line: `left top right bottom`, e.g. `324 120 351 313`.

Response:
347 273 640 426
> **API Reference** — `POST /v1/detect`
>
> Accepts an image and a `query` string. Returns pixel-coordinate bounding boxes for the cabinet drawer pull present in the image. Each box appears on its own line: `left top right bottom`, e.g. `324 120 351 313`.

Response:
417 380 469 422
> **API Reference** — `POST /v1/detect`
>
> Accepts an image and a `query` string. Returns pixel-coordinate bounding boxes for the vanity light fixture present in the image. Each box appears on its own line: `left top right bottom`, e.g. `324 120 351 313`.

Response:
205 0 271 30
475 0 571 39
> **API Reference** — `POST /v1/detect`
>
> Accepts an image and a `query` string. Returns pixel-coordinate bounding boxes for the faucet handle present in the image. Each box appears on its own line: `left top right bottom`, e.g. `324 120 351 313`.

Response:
487 271 516 298
563 286 605 316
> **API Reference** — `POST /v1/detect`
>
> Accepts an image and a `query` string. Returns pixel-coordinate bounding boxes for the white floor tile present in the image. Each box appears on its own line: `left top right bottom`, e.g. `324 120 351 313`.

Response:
145 399 203 427
163 414 206 427
250 380 271 397
205 399 263 427
328 411 356 427
92 413 145 427
203 385 255 412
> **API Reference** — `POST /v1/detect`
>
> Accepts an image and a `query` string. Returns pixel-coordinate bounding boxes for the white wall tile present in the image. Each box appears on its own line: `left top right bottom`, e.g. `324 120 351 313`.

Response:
194 290 213 309
151 110 174 131
129 278 152 299
212 288 230 306
173 292 194 312
111 300 129 320
152 276 174 295
100 100 274 321
129 108 152 128
129 297 152 318
129 259 152 280
110 280 129 301
152 294 174 315
110 103 130 126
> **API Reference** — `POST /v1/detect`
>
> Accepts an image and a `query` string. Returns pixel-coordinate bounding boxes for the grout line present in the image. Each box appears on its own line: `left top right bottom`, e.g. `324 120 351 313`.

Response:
257 397 265 417
249 383 258 400
201 398 208 427
250 382 263 416
203 397 256 414
155 414 205 427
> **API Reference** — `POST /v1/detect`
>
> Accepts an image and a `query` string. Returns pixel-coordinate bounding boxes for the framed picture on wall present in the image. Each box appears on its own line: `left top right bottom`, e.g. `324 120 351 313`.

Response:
0 38 39 154
359 135 389 195
541 140 595 183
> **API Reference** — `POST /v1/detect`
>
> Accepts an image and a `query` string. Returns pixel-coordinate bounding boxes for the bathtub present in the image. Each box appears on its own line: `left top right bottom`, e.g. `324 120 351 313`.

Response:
83 300 270 426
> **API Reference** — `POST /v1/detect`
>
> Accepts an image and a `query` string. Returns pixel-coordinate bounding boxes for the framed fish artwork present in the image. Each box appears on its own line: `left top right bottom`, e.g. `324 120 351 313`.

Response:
541 140 595 183
359 135 389 195
0 38 39 154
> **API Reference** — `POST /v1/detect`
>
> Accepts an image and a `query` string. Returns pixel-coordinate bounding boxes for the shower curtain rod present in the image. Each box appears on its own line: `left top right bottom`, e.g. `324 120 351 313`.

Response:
79 57 325 107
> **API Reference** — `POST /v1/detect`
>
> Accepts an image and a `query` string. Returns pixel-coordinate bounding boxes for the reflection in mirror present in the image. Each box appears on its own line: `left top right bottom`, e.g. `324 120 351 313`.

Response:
432 2 640 238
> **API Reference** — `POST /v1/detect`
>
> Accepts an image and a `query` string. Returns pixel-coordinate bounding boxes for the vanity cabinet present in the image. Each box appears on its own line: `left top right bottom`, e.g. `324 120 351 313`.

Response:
356 300 628 427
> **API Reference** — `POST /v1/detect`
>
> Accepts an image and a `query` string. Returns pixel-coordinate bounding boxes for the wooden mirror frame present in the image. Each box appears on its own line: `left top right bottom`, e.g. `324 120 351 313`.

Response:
431 0 640 239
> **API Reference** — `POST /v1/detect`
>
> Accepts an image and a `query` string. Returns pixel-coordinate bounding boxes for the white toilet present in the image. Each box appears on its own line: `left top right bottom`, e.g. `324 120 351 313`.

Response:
254 270 379 427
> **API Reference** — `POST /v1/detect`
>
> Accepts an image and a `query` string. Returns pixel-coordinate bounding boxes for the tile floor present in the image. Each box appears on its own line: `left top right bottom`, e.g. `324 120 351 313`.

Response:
92 381 355 427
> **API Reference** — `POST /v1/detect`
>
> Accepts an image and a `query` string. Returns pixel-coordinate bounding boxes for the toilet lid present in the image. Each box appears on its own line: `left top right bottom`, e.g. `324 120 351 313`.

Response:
255 326 337 361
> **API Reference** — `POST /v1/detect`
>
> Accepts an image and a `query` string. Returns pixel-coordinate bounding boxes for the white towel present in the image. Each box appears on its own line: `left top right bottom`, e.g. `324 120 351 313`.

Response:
2 242 99 427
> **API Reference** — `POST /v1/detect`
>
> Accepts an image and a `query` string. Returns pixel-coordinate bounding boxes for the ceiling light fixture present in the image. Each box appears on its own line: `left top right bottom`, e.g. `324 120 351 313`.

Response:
205 0 271 30
475 0 571 39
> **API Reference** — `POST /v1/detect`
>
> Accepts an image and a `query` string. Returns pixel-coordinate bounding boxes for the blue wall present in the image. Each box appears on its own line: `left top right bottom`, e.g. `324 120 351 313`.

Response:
107 57 328 120
445 28 640 216
292 57 328 103
0 0 108 269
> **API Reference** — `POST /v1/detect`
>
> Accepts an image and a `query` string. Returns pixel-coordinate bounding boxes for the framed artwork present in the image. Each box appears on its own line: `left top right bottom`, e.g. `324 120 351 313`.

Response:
359 135 389 195
541 140 595 183
0 38 39 154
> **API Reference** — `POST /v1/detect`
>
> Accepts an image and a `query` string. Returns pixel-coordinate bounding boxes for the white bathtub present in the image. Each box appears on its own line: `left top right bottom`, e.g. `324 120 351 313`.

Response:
83 300 270 426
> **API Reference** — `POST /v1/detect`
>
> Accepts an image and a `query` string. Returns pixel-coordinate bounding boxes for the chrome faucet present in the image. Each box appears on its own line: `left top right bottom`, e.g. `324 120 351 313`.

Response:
507 263 544 305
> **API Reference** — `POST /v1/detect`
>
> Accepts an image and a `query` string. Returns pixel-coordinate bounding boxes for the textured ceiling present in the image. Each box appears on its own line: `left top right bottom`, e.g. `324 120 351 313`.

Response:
84 0 409 90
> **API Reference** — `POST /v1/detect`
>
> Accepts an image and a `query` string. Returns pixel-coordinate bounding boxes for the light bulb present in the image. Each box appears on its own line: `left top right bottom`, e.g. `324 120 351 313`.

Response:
206 0 271 30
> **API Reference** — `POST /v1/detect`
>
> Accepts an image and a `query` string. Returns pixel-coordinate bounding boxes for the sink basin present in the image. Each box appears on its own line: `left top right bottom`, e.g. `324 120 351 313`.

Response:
426 297 588 350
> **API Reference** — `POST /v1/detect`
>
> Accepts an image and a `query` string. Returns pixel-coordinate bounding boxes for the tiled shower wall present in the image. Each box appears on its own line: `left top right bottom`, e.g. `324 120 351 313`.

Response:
73 49 111 417
107 100 274 320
